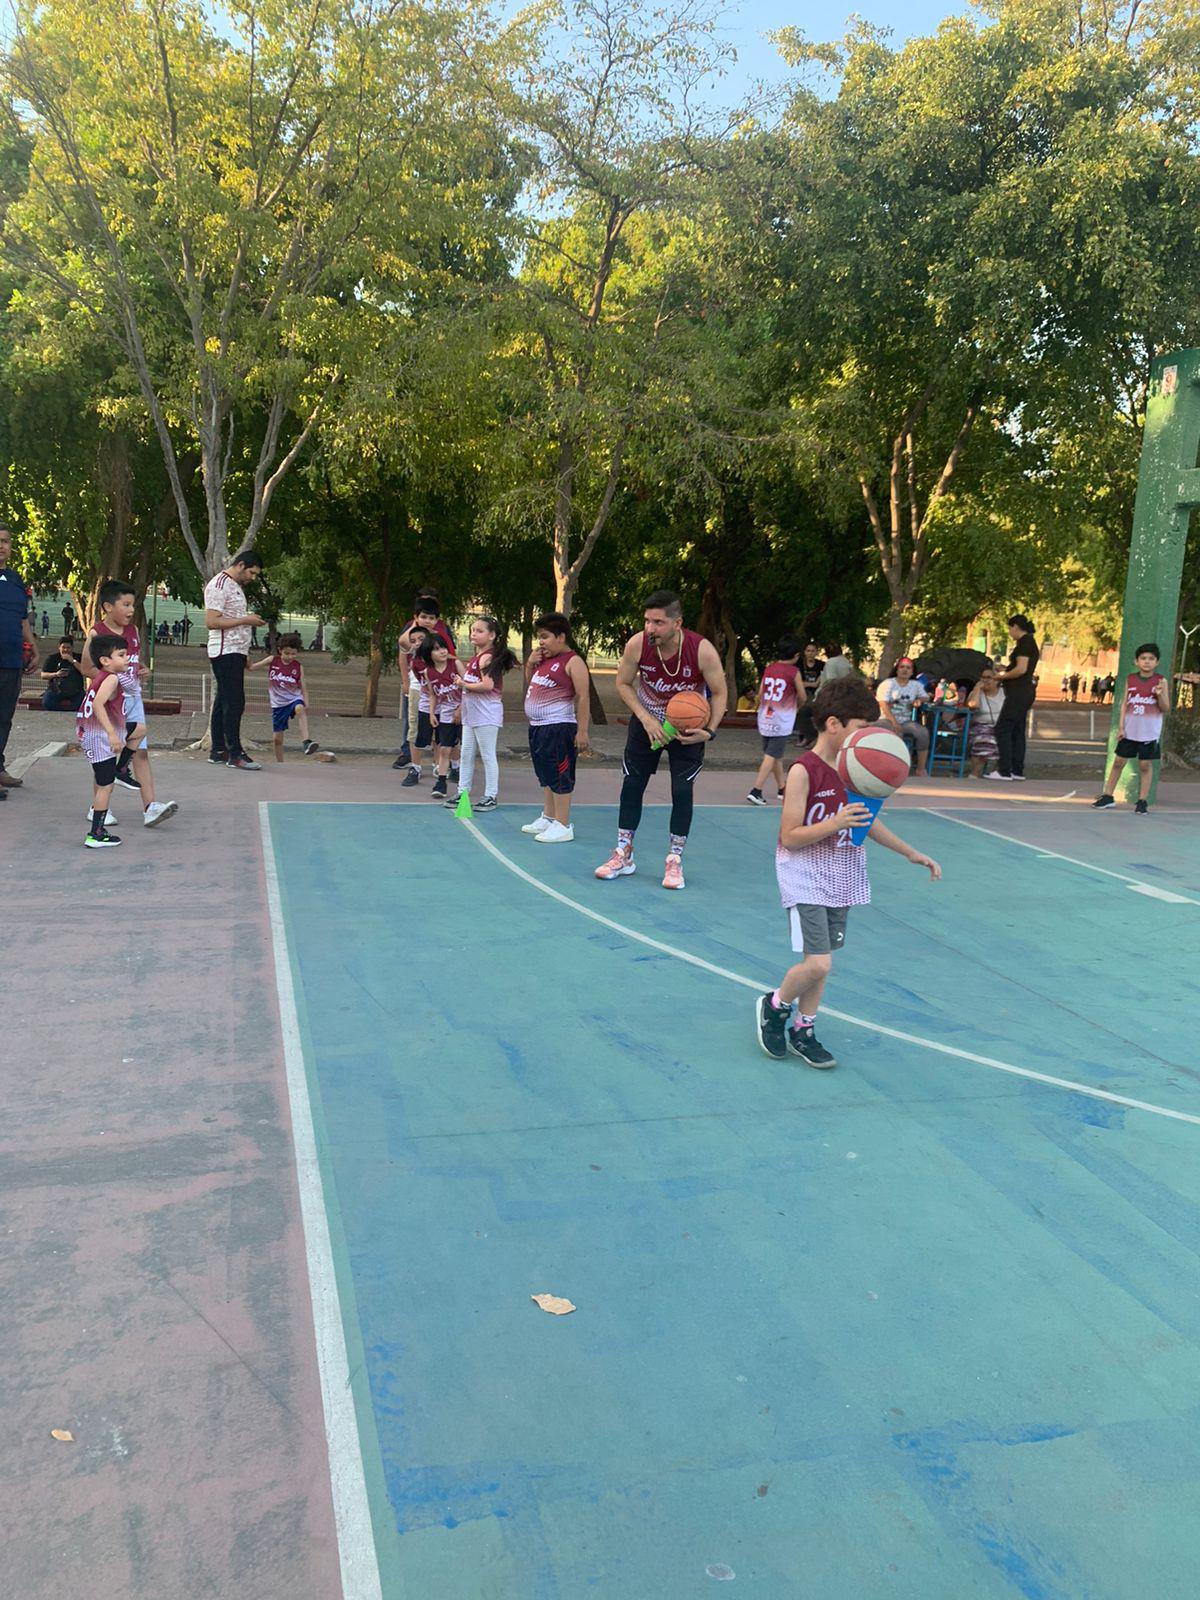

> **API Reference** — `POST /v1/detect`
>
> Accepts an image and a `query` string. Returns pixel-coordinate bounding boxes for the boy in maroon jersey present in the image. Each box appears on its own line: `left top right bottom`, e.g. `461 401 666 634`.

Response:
756 678 940 1068
521 612 591 843
82 579 178 827
247 632 317 760
78 635 139 849
595 590 727 890
748 636 804 805
395 595 456 776
1092 643 1171 813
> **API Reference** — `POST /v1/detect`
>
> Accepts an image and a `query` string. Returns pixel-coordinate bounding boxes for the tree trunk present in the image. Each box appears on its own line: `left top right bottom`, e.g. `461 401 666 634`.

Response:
363 620 385 717
521 605 534 660
697 561 740 708
878 605 908 680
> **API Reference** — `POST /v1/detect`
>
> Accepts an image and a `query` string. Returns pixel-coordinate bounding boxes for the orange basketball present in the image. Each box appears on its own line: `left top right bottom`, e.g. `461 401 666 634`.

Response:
665 689 711 733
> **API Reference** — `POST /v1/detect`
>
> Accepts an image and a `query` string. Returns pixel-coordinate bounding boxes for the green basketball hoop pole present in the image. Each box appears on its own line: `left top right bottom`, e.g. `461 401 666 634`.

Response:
1108 348 1200 801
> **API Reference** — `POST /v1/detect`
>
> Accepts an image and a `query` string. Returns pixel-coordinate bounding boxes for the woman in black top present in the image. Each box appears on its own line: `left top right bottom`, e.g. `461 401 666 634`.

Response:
989 615 1040 781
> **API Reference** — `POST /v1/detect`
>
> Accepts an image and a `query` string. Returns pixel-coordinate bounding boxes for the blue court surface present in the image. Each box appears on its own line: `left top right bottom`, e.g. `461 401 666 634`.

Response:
263 800 1200 1599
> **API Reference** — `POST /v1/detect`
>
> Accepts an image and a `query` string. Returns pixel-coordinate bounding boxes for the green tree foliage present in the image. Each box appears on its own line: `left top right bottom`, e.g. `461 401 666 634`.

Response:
764 0 1200 668
0 0 513 578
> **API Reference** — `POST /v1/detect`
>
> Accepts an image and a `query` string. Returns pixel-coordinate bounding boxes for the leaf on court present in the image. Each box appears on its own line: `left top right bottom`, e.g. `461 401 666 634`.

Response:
315 751 337 762
531 1293 576 1316
50 1429 74 1442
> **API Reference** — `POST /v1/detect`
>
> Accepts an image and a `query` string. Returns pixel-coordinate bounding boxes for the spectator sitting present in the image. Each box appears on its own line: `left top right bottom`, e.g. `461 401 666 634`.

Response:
40 636 85 711
967 664 1005 777
877 656 930 775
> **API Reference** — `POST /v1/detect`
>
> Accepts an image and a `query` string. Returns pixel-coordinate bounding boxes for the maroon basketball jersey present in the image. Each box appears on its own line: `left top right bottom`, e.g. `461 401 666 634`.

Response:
775 751 870 908
426 661 461 720
525 649 578 725
757 661 801 736
635 629 706 718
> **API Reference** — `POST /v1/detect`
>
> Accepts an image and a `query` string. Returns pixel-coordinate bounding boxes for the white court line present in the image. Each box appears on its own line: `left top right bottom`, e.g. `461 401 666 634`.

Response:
259 805 384 1600
924 808 1200 905
462 819 1200 1131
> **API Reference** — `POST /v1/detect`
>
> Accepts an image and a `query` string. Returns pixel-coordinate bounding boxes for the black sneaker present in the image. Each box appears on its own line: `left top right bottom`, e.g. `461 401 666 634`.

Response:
746 788 766 806
475 795 498 811
431 775 447 798
114 767 140 791
401 767 420 787
1092 794 1115 809
302 740 319 755
450 764 460 784
1135 798 1149 815
208 751 229 765
787 1024 837 1068
756 994 789 1060
84 829 122 849
443 791 460 808
227 755 262 771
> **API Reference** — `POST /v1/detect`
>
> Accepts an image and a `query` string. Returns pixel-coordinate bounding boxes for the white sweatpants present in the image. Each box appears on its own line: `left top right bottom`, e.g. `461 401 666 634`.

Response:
459 723 499 798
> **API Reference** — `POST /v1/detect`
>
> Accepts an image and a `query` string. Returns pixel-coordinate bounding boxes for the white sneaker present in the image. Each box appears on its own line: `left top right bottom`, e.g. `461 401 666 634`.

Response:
1011 774 1027 781
87 808 117 824
521 814 553 835
143 799 179 827
535 820 574 843
984 771 1012 782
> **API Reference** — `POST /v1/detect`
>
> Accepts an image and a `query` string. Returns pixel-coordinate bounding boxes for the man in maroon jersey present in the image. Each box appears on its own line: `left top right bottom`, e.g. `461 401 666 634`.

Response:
594 590 727 891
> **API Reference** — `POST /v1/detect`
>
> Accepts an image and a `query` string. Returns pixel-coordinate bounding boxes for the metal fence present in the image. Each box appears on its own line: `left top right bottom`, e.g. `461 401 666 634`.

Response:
21 664 407 719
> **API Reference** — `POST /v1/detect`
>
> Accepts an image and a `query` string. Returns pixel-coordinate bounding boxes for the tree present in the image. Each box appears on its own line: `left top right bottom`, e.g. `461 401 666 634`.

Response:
1 0 512 580
498 0 745 616
769 0 1200 670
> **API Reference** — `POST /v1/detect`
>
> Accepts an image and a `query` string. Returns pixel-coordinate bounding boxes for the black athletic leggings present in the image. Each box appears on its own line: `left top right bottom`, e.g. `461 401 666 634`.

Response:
618 716 706 838
209 652 247 758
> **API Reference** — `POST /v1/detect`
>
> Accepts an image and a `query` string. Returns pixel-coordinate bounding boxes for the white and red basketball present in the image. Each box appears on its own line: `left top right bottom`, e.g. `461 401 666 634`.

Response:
835 725 911 799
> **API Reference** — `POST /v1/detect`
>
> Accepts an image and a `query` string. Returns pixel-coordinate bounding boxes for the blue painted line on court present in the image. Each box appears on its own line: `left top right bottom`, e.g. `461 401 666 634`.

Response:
269 802 1200 1599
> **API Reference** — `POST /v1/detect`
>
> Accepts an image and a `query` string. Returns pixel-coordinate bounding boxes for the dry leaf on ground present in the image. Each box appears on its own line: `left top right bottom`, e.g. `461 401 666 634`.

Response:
531 1293 575 1316
50 1429 74 1442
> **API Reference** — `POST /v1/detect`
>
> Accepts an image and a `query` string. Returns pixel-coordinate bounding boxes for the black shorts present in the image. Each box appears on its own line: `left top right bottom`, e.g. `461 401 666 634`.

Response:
416 710 433 749
91 756 118 785
1116 737 1160 761
434 721 460 749
529 722 577 793
623 714 706 782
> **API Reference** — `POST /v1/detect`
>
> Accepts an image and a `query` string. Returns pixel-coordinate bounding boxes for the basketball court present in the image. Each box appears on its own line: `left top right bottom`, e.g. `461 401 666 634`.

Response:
255 780 1200 1598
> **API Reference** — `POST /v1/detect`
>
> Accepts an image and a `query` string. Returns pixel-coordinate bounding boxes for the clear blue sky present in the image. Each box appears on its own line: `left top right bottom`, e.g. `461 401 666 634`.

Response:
721 0 967 91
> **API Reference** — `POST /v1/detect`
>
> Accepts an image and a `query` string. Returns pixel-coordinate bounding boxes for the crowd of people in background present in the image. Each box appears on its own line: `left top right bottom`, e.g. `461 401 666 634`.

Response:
3 511 1194 833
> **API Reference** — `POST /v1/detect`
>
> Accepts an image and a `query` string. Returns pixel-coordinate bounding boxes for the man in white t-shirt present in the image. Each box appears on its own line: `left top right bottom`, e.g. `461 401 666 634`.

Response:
204 549 264 770
876 656 930 775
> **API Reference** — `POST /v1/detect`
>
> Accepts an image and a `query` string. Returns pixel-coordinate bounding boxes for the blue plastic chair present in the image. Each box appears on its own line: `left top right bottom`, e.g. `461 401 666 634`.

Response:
926 705 972 777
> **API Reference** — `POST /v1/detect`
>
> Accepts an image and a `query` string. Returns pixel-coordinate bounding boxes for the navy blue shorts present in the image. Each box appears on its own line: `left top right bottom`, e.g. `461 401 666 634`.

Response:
529 723 577 794
271 699 304 733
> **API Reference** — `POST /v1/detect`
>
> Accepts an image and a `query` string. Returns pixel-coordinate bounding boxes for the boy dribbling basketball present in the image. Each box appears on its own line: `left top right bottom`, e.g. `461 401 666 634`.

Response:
756 678 941 1068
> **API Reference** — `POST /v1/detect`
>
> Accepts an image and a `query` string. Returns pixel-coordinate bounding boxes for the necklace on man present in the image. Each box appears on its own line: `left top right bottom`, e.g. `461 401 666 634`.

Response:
656 634 683 676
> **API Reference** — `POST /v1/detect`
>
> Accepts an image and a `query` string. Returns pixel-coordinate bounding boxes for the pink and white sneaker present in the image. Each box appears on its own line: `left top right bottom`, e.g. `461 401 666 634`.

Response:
595 846 636 880
661 853 685 890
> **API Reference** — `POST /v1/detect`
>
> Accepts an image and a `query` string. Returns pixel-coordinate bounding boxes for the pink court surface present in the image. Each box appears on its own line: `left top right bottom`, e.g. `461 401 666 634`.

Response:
7 745 1200 1599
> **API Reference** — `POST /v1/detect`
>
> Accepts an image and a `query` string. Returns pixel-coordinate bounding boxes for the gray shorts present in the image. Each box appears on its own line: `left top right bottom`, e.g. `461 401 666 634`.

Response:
787 903 849 956
760 733 788 757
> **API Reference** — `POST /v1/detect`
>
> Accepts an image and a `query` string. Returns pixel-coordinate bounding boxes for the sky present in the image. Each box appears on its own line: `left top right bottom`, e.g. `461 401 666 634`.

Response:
719 0 968 93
